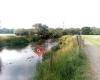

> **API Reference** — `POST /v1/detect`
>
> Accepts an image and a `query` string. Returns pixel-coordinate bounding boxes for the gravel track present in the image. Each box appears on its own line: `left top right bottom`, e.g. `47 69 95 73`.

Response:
84 41 100 80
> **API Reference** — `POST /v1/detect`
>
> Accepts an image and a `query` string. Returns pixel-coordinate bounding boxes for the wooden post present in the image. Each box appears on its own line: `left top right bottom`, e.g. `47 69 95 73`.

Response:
76 35 80 48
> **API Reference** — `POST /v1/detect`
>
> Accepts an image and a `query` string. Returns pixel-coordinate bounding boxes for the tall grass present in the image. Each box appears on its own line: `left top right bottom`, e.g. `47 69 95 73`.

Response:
33 36 92 80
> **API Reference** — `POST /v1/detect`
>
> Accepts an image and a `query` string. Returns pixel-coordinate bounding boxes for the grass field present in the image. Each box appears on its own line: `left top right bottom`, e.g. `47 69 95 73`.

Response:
33 35 92 80
83 35 100 46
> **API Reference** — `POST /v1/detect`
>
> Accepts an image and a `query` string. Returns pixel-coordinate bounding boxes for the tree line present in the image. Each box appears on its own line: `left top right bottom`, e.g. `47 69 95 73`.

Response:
0 28 14 33
14 24 100 39
0 24 100 35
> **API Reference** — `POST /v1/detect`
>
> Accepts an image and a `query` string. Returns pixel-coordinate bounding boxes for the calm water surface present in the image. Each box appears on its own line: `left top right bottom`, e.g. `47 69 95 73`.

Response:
0 35 56 80
0 34 16 36
0 45 38 80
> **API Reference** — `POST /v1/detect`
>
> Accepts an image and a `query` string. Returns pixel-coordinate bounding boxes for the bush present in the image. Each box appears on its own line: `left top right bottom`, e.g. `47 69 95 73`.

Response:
30 35 40 42
34 34 91 80
3 37 29 47
0 36 29 48
34 46 91 80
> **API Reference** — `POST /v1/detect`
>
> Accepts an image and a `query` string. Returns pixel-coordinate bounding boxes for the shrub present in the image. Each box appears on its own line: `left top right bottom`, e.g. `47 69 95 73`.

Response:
4 37 29 47
34 36 91 80
30 35 40 42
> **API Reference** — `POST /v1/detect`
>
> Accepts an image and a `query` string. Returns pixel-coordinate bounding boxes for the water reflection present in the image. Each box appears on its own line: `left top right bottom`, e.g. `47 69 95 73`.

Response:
0 40 57 80
0 44 42 80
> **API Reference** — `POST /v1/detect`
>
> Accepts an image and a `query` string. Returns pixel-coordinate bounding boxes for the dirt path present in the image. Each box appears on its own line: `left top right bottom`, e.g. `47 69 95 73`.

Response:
84 41 100 80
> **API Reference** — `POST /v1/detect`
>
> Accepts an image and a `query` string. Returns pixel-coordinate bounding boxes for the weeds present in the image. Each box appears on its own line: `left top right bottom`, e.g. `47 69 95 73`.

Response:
33 36 91 80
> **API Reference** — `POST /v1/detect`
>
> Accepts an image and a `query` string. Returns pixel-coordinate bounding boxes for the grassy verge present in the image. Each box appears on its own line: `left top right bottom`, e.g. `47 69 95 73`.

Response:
83 35 100 46
33 36 92 80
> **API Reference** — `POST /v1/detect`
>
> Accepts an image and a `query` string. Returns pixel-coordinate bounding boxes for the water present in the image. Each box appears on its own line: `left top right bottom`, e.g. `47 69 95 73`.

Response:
0 45 39 80
0 36 57 80
0 34 15 37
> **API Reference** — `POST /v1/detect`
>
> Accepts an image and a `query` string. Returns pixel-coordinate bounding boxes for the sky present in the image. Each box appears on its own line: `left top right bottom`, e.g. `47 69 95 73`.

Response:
0 0 100 29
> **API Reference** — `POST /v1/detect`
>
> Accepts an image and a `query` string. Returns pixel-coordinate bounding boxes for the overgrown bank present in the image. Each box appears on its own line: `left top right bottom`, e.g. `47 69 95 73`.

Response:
0 36 29 48
33 36 92 80
0 35 43 48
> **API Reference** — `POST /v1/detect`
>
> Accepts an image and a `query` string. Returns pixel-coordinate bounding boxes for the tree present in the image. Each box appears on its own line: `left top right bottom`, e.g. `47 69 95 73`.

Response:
81 27 92 35
33 23 49 39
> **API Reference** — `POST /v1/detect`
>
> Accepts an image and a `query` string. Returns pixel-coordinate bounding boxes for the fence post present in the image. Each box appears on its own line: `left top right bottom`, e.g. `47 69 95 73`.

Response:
76 35 81 48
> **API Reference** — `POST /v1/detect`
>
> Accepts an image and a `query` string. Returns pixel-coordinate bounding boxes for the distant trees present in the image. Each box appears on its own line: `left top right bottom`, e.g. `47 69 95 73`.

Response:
48 28 64 38
0 28 14 34
14 23 100 40
63 28 80 35
81 27 92 35
91 27 100 35
15 29 34 36
54 28 64 37
48 28 59 38
81 27 100 35
15 29 28 36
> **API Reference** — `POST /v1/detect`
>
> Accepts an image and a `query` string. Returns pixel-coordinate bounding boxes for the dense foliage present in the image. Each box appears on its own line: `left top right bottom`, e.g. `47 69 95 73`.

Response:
33 36 92 80
1 23 100 36
0 36 29 48
81 27 92 35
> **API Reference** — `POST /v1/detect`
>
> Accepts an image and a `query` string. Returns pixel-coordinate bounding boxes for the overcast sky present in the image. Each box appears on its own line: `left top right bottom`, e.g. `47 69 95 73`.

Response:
0 0 100 29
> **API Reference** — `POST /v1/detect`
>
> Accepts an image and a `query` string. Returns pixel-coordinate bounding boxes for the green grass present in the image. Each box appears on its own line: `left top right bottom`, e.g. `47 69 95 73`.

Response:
33 36 92 80
83 35 100 46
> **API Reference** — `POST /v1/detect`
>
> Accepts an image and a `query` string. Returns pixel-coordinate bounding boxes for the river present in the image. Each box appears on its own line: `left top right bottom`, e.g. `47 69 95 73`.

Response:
0 34 16 37
0 34 56 80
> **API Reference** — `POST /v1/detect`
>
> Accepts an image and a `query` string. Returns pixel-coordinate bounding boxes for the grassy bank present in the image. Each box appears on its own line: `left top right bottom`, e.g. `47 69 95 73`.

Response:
33 36 92 80
83 35 100 46
0 34 43 48
0 36 29 48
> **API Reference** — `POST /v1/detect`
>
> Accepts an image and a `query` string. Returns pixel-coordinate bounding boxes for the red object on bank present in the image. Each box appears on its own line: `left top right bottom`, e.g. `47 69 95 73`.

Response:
34 47 44 56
